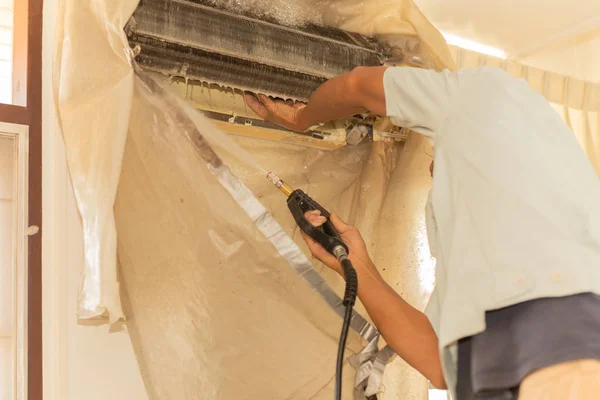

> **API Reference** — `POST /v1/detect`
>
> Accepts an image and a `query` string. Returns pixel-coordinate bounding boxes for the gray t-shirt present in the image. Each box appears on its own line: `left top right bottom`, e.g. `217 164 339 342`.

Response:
456 293 600 399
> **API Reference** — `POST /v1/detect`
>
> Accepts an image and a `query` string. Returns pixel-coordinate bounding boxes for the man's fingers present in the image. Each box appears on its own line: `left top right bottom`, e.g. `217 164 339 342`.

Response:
300 230 321 256
300 230 316 247
305 210 326 227
304 212 353 235
300 230 339 266
301 211 328 256
258 94 278 114
259 95 296 116
329 213 351 233
299 211 344 272
244 93 268 118
245 93 284 120
243 93 260 108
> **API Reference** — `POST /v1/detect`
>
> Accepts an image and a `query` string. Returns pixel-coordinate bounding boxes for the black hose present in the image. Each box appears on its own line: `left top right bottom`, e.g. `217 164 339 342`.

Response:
335 258 358 400
341 259 358 308
335 305 353 400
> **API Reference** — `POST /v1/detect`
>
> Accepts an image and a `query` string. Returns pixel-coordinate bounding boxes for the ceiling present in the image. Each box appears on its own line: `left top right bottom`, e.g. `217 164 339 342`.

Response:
414 0 600 82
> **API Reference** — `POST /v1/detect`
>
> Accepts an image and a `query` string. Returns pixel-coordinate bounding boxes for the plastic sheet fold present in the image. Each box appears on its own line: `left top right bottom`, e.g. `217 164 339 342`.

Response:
117 75 370 399
319 0 456 69
54 0 140 322
114 71 440 398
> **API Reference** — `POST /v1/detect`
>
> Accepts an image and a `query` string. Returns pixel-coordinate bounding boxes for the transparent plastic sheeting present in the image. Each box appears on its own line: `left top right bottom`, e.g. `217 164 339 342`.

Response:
54 0 452 336
117 72 368 399
116 70 435 399
54 0 139 322
54 0 448 398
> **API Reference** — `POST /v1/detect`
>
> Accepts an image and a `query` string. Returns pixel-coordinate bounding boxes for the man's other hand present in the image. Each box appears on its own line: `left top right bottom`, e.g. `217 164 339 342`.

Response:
302 210 375 278
244 93 308 132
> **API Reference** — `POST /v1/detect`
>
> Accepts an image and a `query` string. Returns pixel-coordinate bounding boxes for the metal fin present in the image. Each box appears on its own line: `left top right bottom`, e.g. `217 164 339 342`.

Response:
128 0 391 101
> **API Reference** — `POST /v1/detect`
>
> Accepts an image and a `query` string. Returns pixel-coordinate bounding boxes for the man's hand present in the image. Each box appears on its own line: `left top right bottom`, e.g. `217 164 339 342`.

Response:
244 93 308 132
301 211 446 389
302 210 375 277
244 66 387 134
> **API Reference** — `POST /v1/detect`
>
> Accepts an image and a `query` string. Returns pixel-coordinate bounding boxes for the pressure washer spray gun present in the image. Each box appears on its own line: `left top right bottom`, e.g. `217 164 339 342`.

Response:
267 172 358 400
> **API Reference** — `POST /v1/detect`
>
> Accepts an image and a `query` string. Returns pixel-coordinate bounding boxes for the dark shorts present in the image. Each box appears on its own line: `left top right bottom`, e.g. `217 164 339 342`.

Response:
456 293 600 400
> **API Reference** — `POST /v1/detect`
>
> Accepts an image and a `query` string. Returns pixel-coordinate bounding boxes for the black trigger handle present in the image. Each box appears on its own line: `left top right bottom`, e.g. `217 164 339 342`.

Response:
286 189 348 256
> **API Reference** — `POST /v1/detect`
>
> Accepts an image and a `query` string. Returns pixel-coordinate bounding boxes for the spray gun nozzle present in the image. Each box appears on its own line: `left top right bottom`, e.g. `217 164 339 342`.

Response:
267 172 294 197
267 172 281 187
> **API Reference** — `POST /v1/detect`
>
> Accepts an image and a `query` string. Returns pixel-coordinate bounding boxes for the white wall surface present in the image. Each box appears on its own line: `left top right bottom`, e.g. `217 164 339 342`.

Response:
42 1 148 399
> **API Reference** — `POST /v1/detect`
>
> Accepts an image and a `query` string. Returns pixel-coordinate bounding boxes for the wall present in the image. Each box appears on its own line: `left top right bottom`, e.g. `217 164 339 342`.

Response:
41 0 148 399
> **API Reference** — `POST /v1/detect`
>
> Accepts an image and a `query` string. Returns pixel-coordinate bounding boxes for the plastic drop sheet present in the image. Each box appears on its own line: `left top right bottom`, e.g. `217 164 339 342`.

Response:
116 71 437 399
54 0 449 398
54 0 451 331
116 73 373 399
319 0 455 69
54 0 140 322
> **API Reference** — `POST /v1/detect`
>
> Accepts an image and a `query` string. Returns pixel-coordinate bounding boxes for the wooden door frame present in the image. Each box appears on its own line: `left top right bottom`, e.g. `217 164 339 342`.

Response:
0 0 44 399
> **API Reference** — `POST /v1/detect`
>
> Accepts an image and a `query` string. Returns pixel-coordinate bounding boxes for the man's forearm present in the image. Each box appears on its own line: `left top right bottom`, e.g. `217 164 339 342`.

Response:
297 67 388 130
355 262 446 388
296 72 366 129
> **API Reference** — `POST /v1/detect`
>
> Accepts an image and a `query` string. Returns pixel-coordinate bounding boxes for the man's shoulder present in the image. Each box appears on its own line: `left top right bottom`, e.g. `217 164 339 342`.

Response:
462 65 505 74
460 66 516 83
384 66 460 89
386 66 515 92
454 66 530 98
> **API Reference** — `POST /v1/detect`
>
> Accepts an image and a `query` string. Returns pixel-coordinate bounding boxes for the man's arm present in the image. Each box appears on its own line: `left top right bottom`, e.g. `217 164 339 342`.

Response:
245 66 388 132
302 211 446 389
356 257 446 389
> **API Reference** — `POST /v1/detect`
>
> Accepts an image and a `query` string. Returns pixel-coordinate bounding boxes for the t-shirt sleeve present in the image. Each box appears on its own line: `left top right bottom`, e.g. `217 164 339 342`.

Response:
383 67 460 133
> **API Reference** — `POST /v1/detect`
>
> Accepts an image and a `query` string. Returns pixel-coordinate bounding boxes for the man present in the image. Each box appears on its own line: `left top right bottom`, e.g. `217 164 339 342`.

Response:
245 66 600 399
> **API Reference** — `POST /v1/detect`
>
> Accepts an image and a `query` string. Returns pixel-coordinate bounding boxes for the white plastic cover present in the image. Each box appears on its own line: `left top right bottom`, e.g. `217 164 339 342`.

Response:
115 76 438 397
54 0 139 321
53 0 451 398
53 0 451 336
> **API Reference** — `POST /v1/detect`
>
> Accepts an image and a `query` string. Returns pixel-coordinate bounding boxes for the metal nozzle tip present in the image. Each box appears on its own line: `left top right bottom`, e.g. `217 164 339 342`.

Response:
267 172 294 197
267 172 280 186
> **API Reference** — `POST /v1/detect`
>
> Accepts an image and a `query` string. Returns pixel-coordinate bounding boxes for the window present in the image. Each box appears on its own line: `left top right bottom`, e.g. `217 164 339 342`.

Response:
0 0 13 104
0 0 26 106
